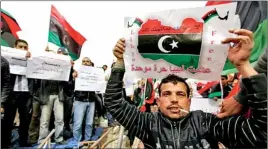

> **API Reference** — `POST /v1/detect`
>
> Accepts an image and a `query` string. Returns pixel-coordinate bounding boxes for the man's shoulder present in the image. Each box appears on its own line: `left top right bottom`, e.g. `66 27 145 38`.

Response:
190 110 209 121
1 56 9 65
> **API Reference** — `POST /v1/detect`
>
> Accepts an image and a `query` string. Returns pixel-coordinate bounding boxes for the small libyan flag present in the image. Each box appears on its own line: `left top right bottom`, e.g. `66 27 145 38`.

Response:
137 18 203 69
1 9 21 47
48 5 87 60
127 17 143 28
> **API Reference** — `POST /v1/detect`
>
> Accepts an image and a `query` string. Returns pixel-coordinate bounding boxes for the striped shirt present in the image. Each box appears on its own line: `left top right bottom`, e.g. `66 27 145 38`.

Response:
104 67 267 148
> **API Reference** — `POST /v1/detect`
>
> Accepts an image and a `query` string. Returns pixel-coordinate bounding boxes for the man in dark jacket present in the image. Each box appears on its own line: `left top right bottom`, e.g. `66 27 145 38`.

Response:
72 57 99 142
104 29 267 148
2 39 36 147
37 47 72 144
1 56 11 112
1 56 11 148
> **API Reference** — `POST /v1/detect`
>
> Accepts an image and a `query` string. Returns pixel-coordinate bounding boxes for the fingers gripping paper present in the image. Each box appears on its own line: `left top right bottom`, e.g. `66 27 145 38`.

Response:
124 3 240 81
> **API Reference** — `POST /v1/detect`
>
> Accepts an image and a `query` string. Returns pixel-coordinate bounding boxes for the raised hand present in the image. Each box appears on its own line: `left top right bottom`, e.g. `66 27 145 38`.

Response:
222 29 254 67
113 38 125 61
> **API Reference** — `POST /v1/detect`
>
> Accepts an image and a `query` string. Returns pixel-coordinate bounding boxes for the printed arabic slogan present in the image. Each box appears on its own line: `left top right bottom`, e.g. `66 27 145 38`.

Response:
124 3 240 81
74 66 106 92
26 52 72 81
1 46 27 75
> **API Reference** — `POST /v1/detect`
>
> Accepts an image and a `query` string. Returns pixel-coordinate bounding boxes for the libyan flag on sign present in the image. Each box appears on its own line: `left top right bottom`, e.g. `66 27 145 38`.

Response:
48 5 87 61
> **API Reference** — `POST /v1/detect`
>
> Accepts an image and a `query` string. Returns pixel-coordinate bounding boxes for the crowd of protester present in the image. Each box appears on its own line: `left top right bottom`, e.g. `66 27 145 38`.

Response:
1 28 267 149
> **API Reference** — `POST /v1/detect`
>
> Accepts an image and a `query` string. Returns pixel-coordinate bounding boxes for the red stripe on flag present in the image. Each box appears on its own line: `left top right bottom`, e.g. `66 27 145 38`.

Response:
145 78 155 104
198 81 218 95
1 13 21 39
51 5 86 46
224 73 241 99
206 1 232 6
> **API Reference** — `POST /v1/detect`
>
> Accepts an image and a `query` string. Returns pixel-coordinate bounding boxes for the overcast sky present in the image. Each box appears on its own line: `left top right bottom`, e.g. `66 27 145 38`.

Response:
2 1 206 67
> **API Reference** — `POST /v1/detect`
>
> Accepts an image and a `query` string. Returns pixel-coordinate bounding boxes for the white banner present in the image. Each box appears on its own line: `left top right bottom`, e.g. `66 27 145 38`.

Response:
1 46 27 75
26 52 71 81
75 66 106 92
190 97 222 114
124 3 240 81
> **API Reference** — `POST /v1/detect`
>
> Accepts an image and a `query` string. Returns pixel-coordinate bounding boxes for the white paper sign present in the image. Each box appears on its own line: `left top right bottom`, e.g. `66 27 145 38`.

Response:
26 52 71 81
75 66 106 91
190 97 222 114
124 3 240 81
1 46 27 75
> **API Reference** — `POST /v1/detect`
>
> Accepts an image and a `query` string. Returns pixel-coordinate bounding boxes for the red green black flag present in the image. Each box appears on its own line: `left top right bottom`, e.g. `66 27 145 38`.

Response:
1 9 21 47
48 5 87 60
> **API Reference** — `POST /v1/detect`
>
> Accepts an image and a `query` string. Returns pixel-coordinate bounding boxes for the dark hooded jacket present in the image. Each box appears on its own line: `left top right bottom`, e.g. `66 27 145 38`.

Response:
104 66 267 149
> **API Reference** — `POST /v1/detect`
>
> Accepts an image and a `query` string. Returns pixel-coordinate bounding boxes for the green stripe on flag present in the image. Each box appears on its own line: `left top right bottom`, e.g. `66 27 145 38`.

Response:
1 39 10 47
208 91 222 99
222 19 268 75
48 31 63 47
141 54 199 69
204 13 218 23
48 31 79 60
1 9 15 19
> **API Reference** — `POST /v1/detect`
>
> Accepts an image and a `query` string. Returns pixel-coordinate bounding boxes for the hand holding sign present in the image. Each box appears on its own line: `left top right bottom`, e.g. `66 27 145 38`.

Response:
113 38 126 61
26 51 31 58
222 29 254 67
73 71 78 78
223 29 258 78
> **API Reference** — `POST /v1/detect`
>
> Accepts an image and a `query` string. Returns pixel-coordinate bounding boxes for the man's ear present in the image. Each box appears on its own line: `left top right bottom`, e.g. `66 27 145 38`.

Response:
188 98 191 104
156 98 160 107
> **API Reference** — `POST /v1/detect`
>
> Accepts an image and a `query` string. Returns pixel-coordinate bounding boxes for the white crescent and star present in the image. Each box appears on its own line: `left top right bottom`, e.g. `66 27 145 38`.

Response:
157 35 178 53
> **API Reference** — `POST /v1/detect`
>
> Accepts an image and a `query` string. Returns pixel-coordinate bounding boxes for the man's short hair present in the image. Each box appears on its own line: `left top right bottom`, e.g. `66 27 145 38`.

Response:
57 47 69 55
158 74 190 98
221 75 228 80
14 39 28 46
103 65 108 67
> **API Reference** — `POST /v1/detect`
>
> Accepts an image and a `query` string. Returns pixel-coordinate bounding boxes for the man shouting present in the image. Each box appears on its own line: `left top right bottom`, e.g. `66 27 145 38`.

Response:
104 29 267 149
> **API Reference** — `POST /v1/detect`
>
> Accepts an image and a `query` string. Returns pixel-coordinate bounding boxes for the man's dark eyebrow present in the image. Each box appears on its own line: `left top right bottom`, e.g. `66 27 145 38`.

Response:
176 91 186 94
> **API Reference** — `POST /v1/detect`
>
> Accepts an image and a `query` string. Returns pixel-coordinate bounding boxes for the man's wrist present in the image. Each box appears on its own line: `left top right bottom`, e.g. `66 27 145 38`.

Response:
235 61 258 78
114 59 125 69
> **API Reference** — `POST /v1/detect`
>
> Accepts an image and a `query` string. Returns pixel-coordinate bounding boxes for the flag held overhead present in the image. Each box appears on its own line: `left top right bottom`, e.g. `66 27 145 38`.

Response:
1 9 21 47
48 5 87 60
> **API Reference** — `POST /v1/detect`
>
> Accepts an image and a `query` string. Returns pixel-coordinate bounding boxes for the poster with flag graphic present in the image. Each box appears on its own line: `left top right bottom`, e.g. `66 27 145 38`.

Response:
47 5 87 61
124 3 240 81
1 9 21 47
206 1 268 75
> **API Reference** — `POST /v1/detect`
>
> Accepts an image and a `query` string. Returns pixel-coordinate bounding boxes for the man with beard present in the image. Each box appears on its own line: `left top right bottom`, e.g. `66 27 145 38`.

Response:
104 29 267 148
72 57 99 142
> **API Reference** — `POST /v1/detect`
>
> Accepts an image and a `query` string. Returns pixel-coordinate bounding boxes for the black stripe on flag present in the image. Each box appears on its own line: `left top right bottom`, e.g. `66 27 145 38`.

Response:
137 34 202 55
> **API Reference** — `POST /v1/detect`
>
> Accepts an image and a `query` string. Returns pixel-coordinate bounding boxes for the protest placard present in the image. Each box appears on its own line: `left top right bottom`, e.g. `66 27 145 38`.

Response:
124 3 240 81
1 46 27 75
75 65 106 92
26 52 71 81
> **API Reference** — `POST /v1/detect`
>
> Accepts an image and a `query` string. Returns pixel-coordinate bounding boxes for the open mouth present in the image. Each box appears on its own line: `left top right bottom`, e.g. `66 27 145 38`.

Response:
168 107 180 113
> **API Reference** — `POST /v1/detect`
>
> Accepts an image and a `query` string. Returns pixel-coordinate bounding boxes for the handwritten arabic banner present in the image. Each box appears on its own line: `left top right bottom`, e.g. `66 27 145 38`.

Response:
75 66 106 92
124 3 240 81
1 46 28 75
26 52 71 81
